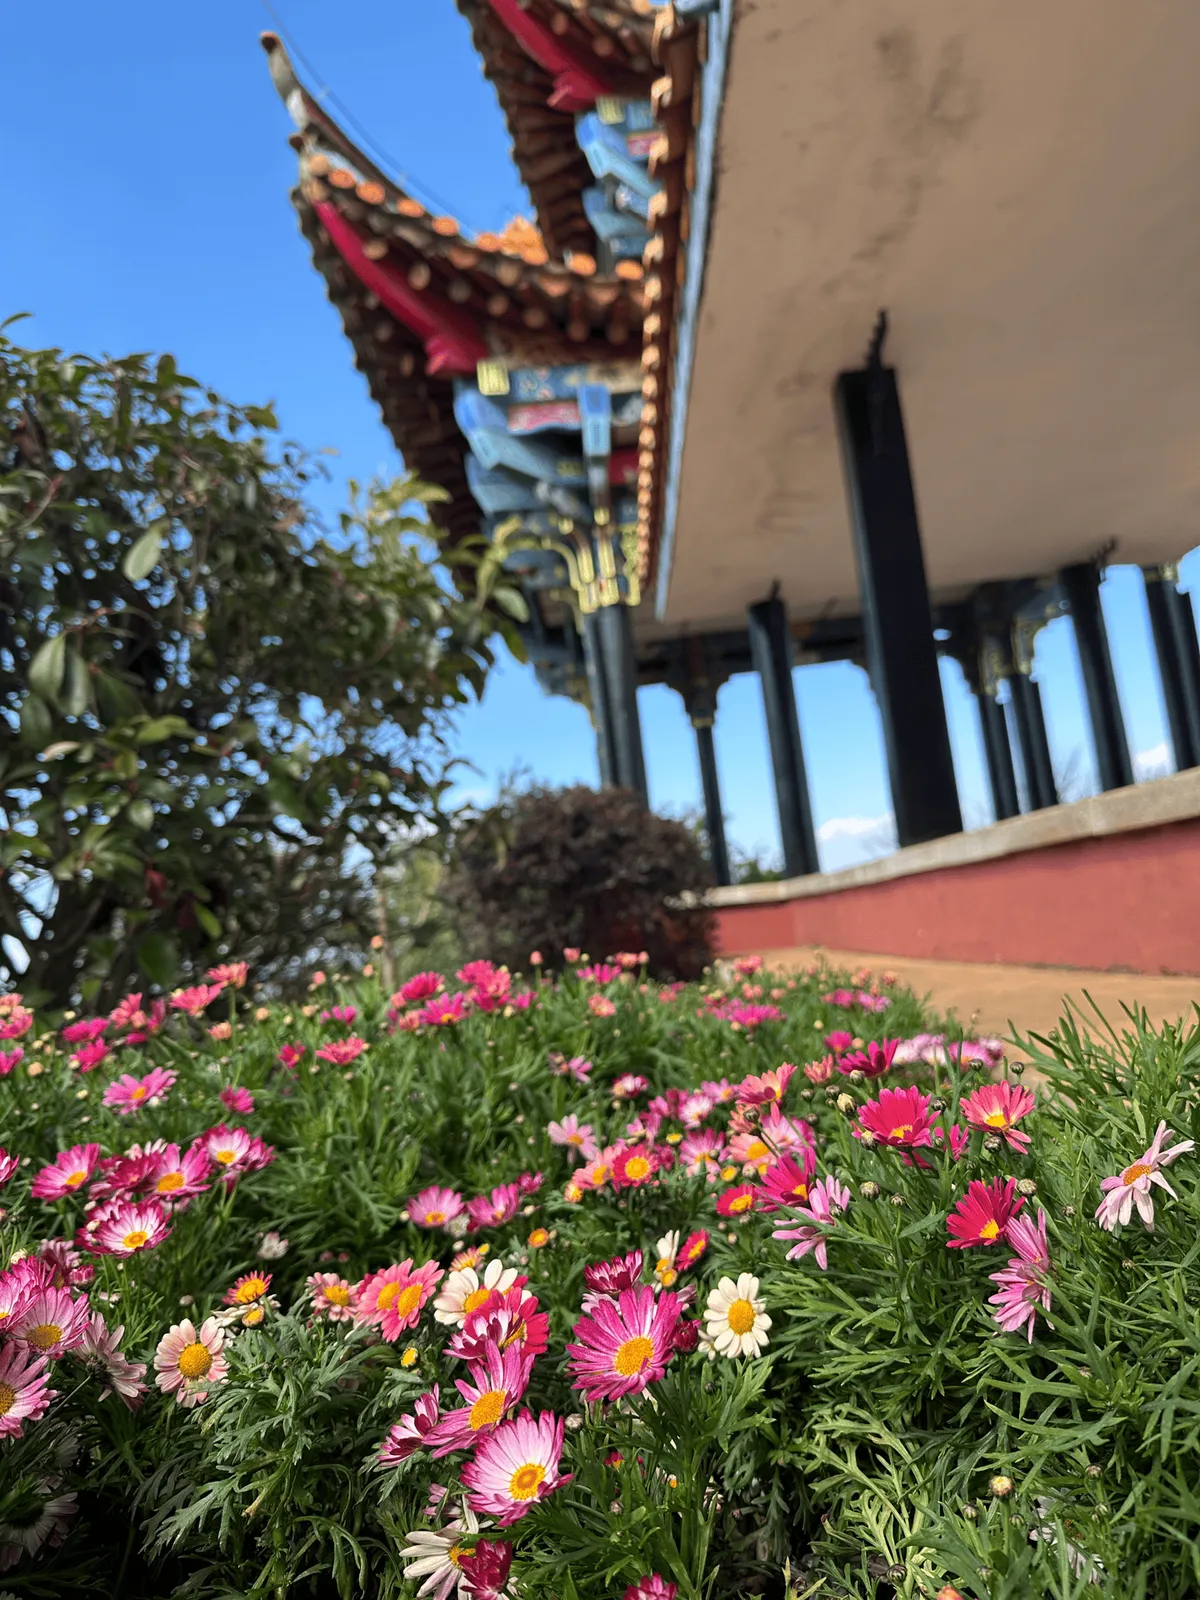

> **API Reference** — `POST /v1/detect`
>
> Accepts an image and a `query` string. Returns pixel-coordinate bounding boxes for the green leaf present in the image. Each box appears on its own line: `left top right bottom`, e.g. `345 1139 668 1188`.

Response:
61 648 91 718
123 525 163 582
136 716 192 744
29 633 67 699
40 740 81 760
19 693 53 749
492 585 529 622
137 931 178 989
193 902 222 939
128 798 156 830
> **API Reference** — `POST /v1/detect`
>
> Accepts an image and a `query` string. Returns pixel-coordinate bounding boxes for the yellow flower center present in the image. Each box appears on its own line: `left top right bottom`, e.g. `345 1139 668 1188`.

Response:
178 1341 213 1380
390 1284 424 1321
448 1542 474 1568
979 1219 1000 1241
66 1170 87 1189
242 1304 265 1326
745 1140 768 1163
890 1124 913 1139
528 1229 549 1248
567 1133 583 1145
727 1298 757 1336
462 1287 492 1315
131 1086 147 1100
214 1148 238 1165
469 1388 507 1430
657 1266 678 1287
325 1284 351 1306
1122 1161 1153 1186
624 1156 652 1181
0 1382 15 1416
234 1277 268 1304
25 1322 63 1351
982 1112 1009 1129
613 1335 654 1376
424 1209 445 1225
728 1193 754 1214
376 1282 400 1311
401 1346 419 1367
509 1461 546 1501
122 1229 150 1250
156 1172 185 1192
592 1164 611 1184
720 1165 737 1182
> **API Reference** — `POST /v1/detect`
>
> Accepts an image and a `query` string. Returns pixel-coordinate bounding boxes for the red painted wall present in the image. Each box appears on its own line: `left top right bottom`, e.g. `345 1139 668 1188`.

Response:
714 818 1200 974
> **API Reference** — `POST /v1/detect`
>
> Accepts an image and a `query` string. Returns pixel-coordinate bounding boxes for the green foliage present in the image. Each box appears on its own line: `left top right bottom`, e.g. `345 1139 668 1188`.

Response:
442 784 717 979
0 326 517 1009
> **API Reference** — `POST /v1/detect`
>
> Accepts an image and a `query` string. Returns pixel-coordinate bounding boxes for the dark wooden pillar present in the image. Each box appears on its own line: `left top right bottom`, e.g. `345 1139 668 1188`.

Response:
977 688 1020 821
693 718 731 886
581 611 617 788
1008 669 1058 811
1059 562 1134 791
595 602 648 803
834 350 962 846
1143 567 1200 771
747 595 818 877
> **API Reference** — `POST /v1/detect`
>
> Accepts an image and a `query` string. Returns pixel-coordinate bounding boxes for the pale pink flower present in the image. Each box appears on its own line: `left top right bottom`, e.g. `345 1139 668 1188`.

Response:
612 1073 648 1099
147 1142 212 1202
87 1199 172 1256
307 1272 359 1321
0 1148 18 1188
407 1185 466 1230
988 1208 1053 1342
961 1082 1036 1153
207 961 249 988
0 1343 54 1437
315 1037 368 1066
9 1283 89 1359
460 1410 569 1525
772 1175 852 1270
102 1066 177 1115
77 1312 148 1408
357 1260 444 1340
30 1143 102 1201
547 1115 598 1162
154 1316 228 1406
1095 1121 1195 1232
169 983 226 1016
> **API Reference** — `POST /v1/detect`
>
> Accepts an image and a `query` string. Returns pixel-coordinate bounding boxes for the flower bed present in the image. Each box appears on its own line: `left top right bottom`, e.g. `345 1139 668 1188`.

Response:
0 956 1197 1598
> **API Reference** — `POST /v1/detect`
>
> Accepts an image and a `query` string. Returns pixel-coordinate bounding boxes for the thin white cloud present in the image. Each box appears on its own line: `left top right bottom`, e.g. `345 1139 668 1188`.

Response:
817 814 894 843
1133 743 1171 781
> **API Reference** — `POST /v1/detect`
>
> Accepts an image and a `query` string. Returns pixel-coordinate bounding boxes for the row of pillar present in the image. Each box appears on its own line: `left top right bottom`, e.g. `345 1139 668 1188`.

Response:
583 336 1200 885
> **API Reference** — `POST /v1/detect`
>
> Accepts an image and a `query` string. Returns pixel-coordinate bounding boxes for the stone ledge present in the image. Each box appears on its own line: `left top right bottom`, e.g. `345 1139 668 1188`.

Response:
706 769 1200 908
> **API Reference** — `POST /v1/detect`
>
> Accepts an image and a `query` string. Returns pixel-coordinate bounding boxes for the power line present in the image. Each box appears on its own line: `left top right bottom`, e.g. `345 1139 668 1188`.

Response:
258 0 486 233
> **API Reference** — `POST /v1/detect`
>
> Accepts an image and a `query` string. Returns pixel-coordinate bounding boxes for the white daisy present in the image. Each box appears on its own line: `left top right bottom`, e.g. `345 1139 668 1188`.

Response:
703 1273 771 1358
401 1505 486 1600
432 1258 519 1327
654 1230 680 1286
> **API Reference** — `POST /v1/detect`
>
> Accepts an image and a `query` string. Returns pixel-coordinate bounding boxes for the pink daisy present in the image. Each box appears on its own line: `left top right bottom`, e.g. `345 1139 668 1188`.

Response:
407 1185 466 1230
393 971 443 1007
460 1410 569 1526
567 1285 681 1402
677 1230 709 1271
357 1260 444 1340
77 1312 148 1409
856 1085 935 1150
612 1073 648 1099
735 1063 796 1108
772 1174 852 1270
0 1343 54 1438
154 1317 228 1406
224 1271 273 1308
378 1385 440 1466
207 961 249 988
680 1129 726 1180
946 1179 1025 1249
836 1039 898 1078
467 1183 521 1231
62 1016 108 1044
547 1115 599 1162
804 1056 836 1084
625 1579 679 1600
30 1143 102 1201
418 994 471 1027
451 1285 550 1365
0 1148 18 1188
961 1082 1036 1153
101 1066 177 1115
457 1539 514 1599
146 1142 212 1202
169 983 226 1016
315 1036 368 1066
759 1151 816 1212
87 1199 171 1256
988 1209 1052 1342
320 1005 358 1026
583 1249 643 1300
9 1283 89 1359
612 1146 661 1189
425 1340 534 1456
218 1085 255 1114
1095 1121 1195 1232
72 1040 109 1072
0 1047 24 1076
307 1272 359 1321
277 1043 305 1070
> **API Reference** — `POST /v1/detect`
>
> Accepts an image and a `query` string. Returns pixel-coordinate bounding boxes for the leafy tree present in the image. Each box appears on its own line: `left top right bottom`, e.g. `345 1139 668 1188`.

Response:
0 323 523 1008
442 784 716 980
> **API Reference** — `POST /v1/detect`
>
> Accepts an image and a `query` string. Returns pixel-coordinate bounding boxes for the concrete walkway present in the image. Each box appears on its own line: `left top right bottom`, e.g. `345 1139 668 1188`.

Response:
757 945 1200 1042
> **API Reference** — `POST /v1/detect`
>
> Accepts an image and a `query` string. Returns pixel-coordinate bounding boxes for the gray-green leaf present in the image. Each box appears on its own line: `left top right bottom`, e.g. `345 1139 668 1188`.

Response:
29 633 67 700
123 525 163 582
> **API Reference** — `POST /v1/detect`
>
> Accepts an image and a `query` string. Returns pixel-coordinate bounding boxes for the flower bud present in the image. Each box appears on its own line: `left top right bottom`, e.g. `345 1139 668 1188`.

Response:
983 1133 1002 1152
860 1181 880 1199
961 1503 977 1520
1009 1061 1026 1075
847 1069 865 1085
1085 1463 1101 1478
836 1093 856 1114
988 1474 1015 1498
889 1193 904 1207
1015 1177 1037 1196
1062 1204 1076 1217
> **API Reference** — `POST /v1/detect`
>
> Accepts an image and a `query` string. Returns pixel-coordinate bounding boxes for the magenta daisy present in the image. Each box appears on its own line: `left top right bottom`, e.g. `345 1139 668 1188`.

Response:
946 1178 1025 1249
154 1316 228 1406
612 1145 660 1188
407 1185 466 1230
735 1062 797 1108
467 1183 521 1231
418 994 472 1027
147 1142 212 1202
394 970 443 1006
460 1410 569 1526
314 1036 368 1066
218 1086 255 1114
0 1344 54 1438
759 1150 816 1212
961 1082 1036 1152
88 1199 171 1256
625 1576 679 1600
77 1312 148 1409
306 1272 359 1322
987 1208 1052 1342
582 1249 643 1301
379 1385 441 1466
224 1271 273 1308
457 1538 514 1599
425 1340 534 1456
0 1047 24 1075
716 1183 758 1218
0 1148 17 1188
101 1066 177 1115
856 1085 935 1150
9 1283 89 1359
30 1143 102 1201
357 1259 444 1340
1095 1120 1195 1232
612 1073 648 1099
836 1039 898 1078
567 1284 682 1402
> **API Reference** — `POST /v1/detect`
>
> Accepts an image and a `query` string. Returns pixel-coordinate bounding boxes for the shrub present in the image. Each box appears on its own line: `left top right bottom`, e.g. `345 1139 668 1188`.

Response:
1 958 1198 1599
443 785 716 980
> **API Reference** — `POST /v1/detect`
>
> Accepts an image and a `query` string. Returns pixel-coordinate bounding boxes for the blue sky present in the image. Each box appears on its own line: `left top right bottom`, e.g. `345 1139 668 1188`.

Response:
3 0 1193 872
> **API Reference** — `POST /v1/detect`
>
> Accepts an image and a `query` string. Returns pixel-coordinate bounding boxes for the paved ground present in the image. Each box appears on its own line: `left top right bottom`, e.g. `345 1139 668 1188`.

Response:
756 944 1200 1043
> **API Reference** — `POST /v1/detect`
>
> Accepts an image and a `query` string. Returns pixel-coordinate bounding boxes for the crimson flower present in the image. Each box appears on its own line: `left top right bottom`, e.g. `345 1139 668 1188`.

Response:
836 1038 898 1078
961 1082 1035 1152
856 1086 934 1149
946 1178 1025 1248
